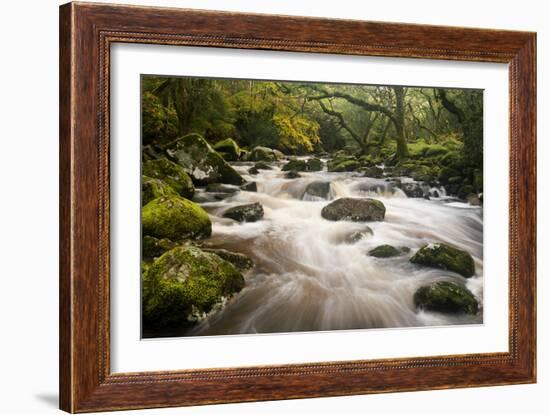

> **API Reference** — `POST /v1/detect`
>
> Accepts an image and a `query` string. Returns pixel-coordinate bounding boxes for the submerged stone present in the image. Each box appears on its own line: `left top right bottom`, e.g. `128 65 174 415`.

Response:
202 248 254 271
223 202 264 223
368 244 409 258
303 181 331 200
321 197 386 222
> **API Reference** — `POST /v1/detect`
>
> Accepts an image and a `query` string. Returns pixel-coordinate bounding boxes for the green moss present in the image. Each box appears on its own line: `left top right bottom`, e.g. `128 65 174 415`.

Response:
248 146 282 162
142 158 194 199
142 246 245 328
142 196 212 241
141 176 178 205
213 138 242 161
414 281 478 315
410 243 475 278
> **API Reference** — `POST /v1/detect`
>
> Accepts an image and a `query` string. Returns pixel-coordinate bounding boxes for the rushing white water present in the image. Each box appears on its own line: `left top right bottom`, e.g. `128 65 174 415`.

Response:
189 159 483 336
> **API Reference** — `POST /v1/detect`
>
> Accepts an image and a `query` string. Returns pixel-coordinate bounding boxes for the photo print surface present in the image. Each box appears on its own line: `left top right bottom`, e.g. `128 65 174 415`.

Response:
140 75 483 338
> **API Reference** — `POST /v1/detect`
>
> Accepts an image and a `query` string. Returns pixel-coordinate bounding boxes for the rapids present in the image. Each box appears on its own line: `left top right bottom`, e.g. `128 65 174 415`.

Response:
188 158 483 336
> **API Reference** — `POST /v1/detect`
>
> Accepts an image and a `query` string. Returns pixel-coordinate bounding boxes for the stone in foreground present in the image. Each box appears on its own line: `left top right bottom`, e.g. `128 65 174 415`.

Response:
142 158 195 199
223 202 264 222
414 281 478 315
321 197 386 222
410 243 475 278
142 246 245 329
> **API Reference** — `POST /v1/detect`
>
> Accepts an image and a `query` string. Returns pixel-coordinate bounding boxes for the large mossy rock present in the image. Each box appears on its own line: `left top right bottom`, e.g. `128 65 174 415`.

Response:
213 138 242 161
142 246 245 328
410 243 475 278
223 202 264 222
321 198 385 222
303 181 331 200
142 196 212 241
142 176 178 205
327 157 360 172
414 281 478 315
282 159 308 172
142 158 195 199
164 133 244 185
248 146 283 162
306 158 324 172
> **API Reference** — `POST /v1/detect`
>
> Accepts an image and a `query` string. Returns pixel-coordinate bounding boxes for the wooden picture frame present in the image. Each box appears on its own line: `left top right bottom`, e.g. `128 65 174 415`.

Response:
59 2 536 412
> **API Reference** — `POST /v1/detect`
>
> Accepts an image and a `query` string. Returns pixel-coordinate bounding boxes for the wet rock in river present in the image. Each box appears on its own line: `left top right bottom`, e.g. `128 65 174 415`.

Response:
248 166 259 175
321 197 386 222
285 171 301 179
241 181 257 192
345 227 373 244
368 244 409 258
248 146 283 162
205 183 240 194
306 158 324 171
202 248 254 272
282 159 308 172
213 138 243 161
223 202 264 222
141 176 178 205
303 181 331 200
410 243 475 278
362 166 384 178
254 162 272 170
414 281 478 315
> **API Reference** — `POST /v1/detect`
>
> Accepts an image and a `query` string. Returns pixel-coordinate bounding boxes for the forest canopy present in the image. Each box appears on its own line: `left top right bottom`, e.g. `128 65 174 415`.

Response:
142 75 483 171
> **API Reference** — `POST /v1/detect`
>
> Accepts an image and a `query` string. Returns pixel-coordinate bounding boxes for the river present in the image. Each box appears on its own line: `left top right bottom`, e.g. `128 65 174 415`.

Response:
188 158 483 336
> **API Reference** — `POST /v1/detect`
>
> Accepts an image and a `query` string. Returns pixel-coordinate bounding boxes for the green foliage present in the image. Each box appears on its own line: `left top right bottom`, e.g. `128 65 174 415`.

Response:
273 114 320 154
141 92 178 145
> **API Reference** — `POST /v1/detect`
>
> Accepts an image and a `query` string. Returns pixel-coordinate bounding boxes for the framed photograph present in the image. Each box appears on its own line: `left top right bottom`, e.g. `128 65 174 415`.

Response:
59 2 536 412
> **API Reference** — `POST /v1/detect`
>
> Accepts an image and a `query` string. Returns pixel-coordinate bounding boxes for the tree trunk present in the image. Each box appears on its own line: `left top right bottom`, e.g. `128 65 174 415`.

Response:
393 86 409 159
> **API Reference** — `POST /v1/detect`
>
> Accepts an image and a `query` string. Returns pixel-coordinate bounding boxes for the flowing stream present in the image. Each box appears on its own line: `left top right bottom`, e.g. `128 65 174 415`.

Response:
189 158 483 336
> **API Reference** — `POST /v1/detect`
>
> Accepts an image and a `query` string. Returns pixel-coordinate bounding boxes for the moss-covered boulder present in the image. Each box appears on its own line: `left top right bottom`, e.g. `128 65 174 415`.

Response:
142 196 212 241
142 235 177 260
142 246 245 329
363 166 384 178
142 158 195 199
327 157 360 172
303 181 331 200
414 281 478 315
213 138 242 161
282 159 308 172
202 248 254 272
307 158 324 171
164 133 244 185
248 146 283 162
141 176 178 205
368 245 409 258
223 202 264 222
321 198 385 222
410 243 475 278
